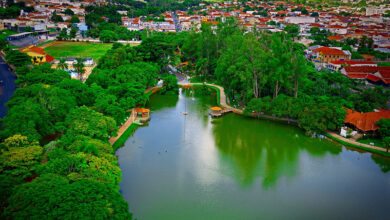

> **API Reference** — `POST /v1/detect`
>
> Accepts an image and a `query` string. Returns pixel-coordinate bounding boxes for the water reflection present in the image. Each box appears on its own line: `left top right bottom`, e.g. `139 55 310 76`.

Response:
148 94 179 111
212 114 342 188
372 155 390 173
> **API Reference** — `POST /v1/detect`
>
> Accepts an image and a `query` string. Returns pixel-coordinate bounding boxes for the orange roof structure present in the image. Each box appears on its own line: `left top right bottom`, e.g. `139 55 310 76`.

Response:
21 46 46 55
313 47 345 56
45 54 54 63
135 108 150 113
345 109 390 132
210 106 222 111
182 84 192 89
328 35 343 41
330 60 375 65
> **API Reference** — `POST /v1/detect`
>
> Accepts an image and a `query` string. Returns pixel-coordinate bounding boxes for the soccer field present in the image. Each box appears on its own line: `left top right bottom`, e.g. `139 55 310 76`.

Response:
44 41 113 60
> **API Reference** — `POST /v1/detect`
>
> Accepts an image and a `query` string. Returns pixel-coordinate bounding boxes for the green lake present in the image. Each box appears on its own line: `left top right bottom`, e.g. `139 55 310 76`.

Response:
117 89 390 220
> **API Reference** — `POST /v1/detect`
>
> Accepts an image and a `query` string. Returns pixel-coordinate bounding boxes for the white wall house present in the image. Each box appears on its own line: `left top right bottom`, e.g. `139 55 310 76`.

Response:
285 16 316 24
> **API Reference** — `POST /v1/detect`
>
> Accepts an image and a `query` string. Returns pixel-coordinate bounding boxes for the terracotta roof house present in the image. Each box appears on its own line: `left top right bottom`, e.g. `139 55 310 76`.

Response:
21 45 54 64
312 46 351 63
326 60 376 71
341 66 390 85
345 109 390 132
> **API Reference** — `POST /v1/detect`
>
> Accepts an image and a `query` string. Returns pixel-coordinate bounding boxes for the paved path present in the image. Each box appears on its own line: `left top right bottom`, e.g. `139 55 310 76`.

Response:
109 86 161 146
183 82 243 114
109 109 136 145
327 131 388 153
0 56 16 118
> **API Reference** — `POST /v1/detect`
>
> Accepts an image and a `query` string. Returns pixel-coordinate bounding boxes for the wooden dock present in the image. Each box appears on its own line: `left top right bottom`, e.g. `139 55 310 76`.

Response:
209 108 233 117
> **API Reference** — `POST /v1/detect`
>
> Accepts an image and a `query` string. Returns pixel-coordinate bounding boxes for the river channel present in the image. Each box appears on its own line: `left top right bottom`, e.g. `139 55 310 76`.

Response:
117 89 390 220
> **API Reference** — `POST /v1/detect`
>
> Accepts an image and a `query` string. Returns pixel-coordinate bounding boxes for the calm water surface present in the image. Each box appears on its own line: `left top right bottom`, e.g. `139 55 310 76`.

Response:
117 90 390 220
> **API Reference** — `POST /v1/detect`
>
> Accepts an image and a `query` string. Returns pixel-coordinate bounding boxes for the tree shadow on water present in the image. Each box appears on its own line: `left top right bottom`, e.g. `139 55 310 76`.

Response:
212 114 342 188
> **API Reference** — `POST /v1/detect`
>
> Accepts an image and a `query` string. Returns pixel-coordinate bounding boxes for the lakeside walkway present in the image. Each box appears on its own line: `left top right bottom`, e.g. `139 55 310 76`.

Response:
185 82 243 114
109 86 161 146
327 131 388 154
109 109 136 145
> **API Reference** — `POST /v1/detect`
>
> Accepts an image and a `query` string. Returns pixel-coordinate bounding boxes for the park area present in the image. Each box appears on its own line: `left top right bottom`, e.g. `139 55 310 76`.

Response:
42 41 112 60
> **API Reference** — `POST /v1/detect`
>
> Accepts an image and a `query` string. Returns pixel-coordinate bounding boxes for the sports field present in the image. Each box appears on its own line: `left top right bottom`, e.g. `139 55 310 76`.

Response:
43 41 113 60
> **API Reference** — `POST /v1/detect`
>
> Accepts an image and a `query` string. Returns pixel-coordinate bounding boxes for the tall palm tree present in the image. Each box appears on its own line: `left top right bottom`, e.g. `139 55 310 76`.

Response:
57 58 68 70
74 57 85 81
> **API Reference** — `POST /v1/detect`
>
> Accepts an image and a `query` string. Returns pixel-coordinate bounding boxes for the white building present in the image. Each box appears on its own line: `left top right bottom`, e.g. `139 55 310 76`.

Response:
284 16 316 24
366 7 390 16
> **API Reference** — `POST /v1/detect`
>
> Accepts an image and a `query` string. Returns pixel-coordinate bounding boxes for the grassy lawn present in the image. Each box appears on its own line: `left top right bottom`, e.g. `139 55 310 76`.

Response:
0 30 16 40
112 124 139 151
358 138 385 148
377 62 390 67
44 41 112 60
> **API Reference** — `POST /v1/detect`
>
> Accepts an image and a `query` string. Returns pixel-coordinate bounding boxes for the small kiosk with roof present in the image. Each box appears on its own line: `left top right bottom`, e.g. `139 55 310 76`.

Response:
135 108 151 123
210 106 223 117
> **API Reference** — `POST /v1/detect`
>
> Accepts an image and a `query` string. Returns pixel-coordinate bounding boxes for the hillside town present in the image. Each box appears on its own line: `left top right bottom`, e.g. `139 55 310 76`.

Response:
1 1 390 84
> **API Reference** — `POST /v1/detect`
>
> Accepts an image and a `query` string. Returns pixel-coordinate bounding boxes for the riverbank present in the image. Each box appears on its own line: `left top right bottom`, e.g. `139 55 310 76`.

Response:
110 86 161 148
187 83 243 114
326 132 389 156
192 82 389 157
0 56 16 117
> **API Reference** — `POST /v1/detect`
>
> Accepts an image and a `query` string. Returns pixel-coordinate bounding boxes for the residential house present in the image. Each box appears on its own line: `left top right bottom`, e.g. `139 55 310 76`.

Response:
311 46 351 63
21 45 54 64
284 16 316 24
344 109 390 133
326 60 377 72
341 66 390 85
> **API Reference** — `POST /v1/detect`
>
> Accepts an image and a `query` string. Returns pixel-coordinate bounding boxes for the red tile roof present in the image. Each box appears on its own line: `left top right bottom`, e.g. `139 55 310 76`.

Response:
330 60 375 65
23 46 46 55
343 67 390 85
313 47 345 56
345 109 390 132
347 73 367 79
328 35 343 41
344 66 379 73
366 74 381 82
45 54 54 63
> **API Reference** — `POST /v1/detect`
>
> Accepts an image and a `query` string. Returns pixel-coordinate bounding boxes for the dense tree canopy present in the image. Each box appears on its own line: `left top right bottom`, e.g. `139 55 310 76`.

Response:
181 21 388 134
4 174 131 219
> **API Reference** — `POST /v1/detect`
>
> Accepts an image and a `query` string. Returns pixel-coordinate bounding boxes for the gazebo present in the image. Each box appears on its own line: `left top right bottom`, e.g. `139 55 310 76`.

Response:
135 108 150 119
210 106 222 117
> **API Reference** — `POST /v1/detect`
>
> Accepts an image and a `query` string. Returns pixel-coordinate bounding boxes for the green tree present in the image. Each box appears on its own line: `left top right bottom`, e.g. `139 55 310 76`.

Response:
64 8 74 16
4 174 132 219
63 106 117 141
5 49 30 66
0 144 43 178
1 100 52 141
74 58 85 81
57 58 68 70
377 119 390 138
69 27 77 39
51 12 63 22
160 74 178 95
284 24 300 40
99 30 118 43
69 15 80 23
2 134 37 149
57 28 68 40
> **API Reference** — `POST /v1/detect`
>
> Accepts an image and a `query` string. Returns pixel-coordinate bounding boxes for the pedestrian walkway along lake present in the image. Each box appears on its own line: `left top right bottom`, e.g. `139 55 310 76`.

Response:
116 90 390 220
